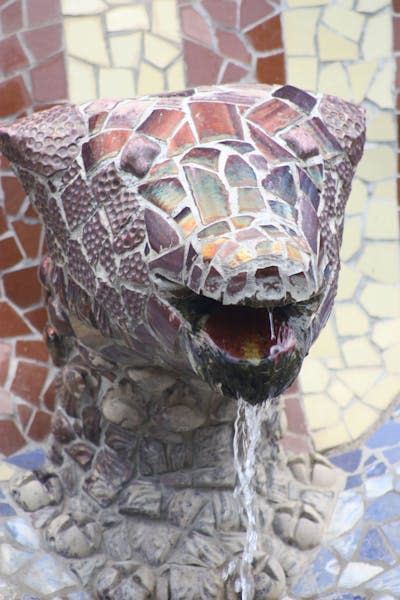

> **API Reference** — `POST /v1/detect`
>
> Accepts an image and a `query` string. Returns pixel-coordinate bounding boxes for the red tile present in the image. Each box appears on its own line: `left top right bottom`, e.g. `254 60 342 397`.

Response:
27 0 60 26
24 306 48 333
202 0 237 28
190 101 243 142
247 15 283 52
395 0 400 13
24 203 39 219
247 98 301 134
82 130 131 172
22 23 62 61
0 207 7 234
2 175 26 214
12 221 42 258
17 404 33 430
43 376 57 412
394 15 400 51
256 53 285 85
3 266 42 308
28 410 52 441
167 120 197 156
0 75 31 118
11 360 48 406
0 35 28 74
1 0 23 35
284 395 308 435
30 53 67 102
216 29 251 64
180 5 212 46
0 341 12 387
16 340 49 362
0 390 13 415
0 419 25 456
248 122 293 161
281 434 310 455
138 108 185 141
184 40 223 86
240 0 274 29
221 62 248 83
0 302 31 337
0 236 23 270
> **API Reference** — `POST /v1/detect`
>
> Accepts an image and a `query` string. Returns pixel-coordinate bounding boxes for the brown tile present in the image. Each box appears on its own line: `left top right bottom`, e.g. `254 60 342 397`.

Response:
1 0 23 35
24 202 39 219
3 266 42 308
0 419 25 456
24 306 48 333
0 153 11 169
2 175 26 215
395 0 400 13
221 62 248 83
216 29 251 64
0 236 23 270
138 108 185 141
394 16 400 51
16 340 49 362
240 0 274 29
17 403 33 430
180 5 212 46
246 15 283 52
27 0 60 26
30 53 67 102
0 390 13 415
22 23 62 61
202 0 237 28
28 410 52 441
82 130 131 172
11 360 48 406
190 101 243 142
0 35 28 74
0 75 31 118
256 53 285 85
247 98 301 135
0 302 31 337
0 207 7 235
12 221 42 258
167 120 197 156
184 40 223 86
0 341 12 387
43 376 57 412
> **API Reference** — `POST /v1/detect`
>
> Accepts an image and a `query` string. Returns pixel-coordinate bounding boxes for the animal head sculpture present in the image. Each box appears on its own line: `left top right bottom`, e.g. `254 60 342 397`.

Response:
0 84 365 404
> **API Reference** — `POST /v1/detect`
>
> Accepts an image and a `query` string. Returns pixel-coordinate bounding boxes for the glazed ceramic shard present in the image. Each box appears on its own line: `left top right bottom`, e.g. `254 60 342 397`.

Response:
0 84 366 404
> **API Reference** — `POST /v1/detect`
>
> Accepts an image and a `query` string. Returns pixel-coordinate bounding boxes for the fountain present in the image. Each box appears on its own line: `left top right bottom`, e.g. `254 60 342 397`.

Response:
0 83 365 598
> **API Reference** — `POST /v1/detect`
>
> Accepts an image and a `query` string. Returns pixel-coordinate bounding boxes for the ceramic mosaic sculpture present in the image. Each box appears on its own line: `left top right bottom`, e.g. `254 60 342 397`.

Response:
0 84 365 599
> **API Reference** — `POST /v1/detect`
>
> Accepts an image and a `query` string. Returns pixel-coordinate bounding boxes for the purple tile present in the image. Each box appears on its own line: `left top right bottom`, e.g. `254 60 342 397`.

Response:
330 449 362 473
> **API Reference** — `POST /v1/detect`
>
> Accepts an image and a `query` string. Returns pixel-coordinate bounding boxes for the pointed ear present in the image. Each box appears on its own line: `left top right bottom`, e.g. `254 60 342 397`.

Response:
0 103 86 178
319 94 366 167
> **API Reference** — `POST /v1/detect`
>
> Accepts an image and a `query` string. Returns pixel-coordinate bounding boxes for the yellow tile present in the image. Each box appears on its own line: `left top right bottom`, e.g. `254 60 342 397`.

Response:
61 0 106 14
344 402 378 440
335 303 369 336
367 61 395 109
342 338 381 367
326 357 345 369
313 423 351 451
304 394 341 430
367 112 396 142
152 0 181 43
374 180 396 199
328 379 353 407
64 16 109 66
144 33 180 69
322 6 365 42
365 202 399 240
0 462 15 481
67 57 96 104
110 33 141 69
348 61 378 103
346 178 367 215
357 0 391 12
362 12 392 60
356 146 396 182
99 68 135 98
336 264 362 301
337 0 354 7
282 9 320 56
384 346 400 375
358 242 399 284
372 318 400 349
106 6 149 32
340 216 362 261
338 367 382 397
319 63 352 101
300 358 330 393
364 375 400 410
137 62 164 96
286 57 318 91
360 283 400 318
308 320 340 358
318 25 358 61
167 60 186 91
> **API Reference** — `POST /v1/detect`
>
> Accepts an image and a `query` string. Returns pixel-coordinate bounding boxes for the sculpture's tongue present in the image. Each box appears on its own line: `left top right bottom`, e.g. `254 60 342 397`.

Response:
203 305 283 361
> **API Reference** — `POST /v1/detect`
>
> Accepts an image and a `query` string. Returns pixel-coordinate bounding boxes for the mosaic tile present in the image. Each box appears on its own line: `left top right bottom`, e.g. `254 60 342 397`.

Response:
0 543 33 575
300 359 330 393
109 32 141 69
152 0 181 42
5 517 40 550
246 15 283 52
360 283 400 318
137 62 164 96
339 563 384 588
22 555 78 595
344 403 379 440
330 449 362 473
106 5 149 31
368 112 396 141
287 57 318 90
0 504 16 517
291 547 340 596
303 395 340 431
66 57 96 104
61 0 107 14
319 63 352 101
367 566 400 593
365 474 394 499
64 16 109 65
282 9 320 55
348 61 378 103
340 216 362 260
328 380 353 407
256 53 286 85
99 68 136 98
5 449 46 470
0 75 31 118
335 304 369 336
362 11 392 60
144 33 180 69
328 491 364 538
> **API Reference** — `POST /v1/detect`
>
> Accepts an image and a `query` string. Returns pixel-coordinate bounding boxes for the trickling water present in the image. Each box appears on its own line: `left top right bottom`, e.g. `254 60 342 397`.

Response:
268 308 276 341
233 397 263 600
